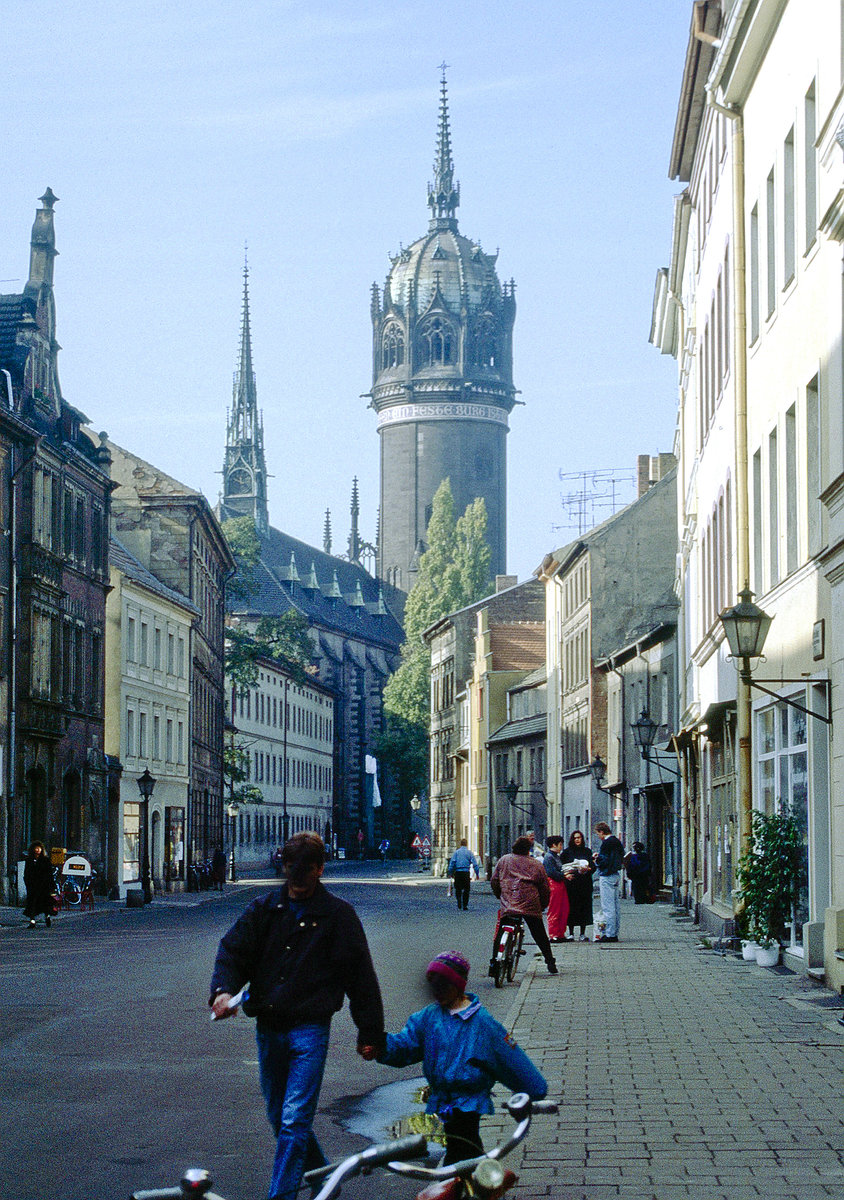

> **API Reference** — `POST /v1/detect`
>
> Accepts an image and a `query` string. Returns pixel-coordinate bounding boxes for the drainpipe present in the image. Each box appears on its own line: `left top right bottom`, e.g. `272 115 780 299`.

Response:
706 87 753 886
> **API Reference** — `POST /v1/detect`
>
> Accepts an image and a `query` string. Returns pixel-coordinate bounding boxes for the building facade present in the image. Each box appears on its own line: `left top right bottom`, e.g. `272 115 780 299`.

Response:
104 538 197 896
651 0 841 979
226 657 335 872
108 443 235 871
423 576 545 870
539 463 678 846
0 192 114 895
369 74 517 591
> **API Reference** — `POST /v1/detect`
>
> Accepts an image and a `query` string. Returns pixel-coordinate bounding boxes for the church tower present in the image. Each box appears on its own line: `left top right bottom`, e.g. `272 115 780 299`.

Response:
369 71 517 591
220 256 269 535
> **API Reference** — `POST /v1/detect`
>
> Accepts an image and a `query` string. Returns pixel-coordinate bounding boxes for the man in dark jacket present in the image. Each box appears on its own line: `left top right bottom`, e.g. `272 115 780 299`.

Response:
210 832 384 1200
593 822 625 942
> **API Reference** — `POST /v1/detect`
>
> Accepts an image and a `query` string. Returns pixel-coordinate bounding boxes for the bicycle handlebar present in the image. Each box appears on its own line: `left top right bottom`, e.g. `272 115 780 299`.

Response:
384 1092 558 1183
305 1133 428 1200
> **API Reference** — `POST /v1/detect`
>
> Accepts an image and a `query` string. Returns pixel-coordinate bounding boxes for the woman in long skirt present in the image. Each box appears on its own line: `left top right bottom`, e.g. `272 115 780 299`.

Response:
24 841 55 928
542 836 570 942
561 829 596 940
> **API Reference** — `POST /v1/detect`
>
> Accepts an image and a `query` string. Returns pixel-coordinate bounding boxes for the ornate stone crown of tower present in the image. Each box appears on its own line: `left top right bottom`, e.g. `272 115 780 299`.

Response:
369 70 517 592
220 255 269 535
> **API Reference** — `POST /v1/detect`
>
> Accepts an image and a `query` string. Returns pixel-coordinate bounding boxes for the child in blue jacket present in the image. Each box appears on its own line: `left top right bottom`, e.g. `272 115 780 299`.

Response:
360 950 547 1165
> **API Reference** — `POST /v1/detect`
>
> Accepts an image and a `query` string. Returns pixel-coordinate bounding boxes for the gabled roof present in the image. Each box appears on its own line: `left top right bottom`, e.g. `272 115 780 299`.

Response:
110 537 200 617
236 524 403 653
487 713 547 746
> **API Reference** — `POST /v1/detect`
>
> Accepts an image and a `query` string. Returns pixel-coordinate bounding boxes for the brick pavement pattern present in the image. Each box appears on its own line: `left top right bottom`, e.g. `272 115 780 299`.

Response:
485 900 844 1199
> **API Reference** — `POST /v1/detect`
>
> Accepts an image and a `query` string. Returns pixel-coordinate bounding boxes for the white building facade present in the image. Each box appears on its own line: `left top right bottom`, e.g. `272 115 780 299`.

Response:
105 539 196 896
226 659 335 873
651 0 840 975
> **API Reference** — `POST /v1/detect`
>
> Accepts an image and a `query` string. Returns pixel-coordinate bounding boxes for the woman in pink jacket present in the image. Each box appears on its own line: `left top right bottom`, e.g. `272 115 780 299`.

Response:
490 837 558 975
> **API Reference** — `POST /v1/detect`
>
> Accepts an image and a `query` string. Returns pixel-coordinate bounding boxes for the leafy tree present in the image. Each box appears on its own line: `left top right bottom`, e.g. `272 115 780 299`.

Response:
223 739 264 810
226 612 315 690
222 515 262 604
381 480 493 798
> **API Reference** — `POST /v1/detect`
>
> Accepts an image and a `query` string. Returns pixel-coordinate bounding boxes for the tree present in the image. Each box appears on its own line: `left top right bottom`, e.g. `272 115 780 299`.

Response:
223 739 264 810
381 480 493 799
226 612 315 690
222 515 261 604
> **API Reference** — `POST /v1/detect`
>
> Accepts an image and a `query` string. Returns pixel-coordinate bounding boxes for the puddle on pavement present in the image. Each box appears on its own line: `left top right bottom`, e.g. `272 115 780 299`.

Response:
338 1076 445 1155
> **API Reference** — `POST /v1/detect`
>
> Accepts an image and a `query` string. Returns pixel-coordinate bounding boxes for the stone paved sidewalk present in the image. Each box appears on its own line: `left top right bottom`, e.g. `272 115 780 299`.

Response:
486 900 844 1199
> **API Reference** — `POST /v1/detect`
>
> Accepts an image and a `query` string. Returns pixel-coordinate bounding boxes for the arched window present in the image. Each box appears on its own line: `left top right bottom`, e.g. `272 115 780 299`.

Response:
474 315 498 367
418 317 454 366
381 323 405 369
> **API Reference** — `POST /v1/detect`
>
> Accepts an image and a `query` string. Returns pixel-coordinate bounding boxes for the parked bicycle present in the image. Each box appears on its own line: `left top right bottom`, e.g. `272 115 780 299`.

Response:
490 910 525 988
130 1092 557 1200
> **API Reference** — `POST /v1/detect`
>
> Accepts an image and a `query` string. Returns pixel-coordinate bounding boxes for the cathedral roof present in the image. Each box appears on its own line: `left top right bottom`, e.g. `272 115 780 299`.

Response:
235 525 404 653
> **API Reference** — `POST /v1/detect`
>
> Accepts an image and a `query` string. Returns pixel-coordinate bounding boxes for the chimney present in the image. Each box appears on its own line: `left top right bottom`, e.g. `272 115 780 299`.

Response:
495 574 518 593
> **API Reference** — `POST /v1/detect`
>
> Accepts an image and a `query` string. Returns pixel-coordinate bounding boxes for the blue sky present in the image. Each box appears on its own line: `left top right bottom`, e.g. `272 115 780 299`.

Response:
2 1 690 580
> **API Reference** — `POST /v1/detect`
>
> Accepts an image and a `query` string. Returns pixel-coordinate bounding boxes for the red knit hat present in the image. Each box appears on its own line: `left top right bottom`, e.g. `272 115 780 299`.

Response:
426 950 470 993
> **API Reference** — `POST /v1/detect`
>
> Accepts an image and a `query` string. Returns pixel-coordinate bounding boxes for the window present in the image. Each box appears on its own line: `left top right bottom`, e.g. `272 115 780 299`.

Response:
381 323 405 369
154 627 162 671
139 711 148 759
753 449 763 593
804 82 817 252
750 203 760 343
807 375 821 555
766 169 776 317
168 632 175 674
153 715 161 761
756 699 809 949
785 405 798 574
126 616 136 662
166 718 173 763
769 427 779 587
783 129 795 286
127 708 136 758
140 622 149 667
418 317 454 366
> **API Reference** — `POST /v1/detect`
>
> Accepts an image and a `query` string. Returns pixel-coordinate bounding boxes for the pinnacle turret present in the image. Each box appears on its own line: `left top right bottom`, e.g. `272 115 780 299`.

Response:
427 65 460 230
220 249 269 535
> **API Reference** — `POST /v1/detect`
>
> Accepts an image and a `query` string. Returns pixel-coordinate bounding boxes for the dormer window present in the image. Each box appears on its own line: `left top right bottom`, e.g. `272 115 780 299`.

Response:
418 316 454 366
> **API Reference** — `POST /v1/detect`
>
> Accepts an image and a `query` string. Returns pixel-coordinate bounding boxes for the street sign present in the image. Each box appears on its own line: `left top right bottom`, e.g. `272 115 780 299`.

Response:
421 836 431 851
410 835 422 850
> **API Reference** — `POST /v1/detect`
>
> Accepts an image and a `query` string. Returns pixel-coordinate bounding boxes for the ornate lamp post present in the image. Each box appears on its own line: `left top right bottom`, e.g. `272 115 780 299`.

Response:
588 755 609 791
226 802 238 882
137 767 156 905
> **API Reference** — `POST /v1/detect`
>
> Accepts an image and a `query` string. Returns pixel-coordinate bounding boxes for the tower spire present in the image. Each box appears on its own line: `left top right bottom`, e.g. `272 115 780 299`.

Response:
348 477 361 564
220 247 270 535
427 64 459 230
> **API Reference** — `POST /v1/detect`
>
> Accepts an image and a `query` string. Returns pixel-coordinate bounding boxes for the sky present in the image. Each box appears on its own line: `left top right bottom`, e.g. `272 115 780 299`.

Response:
2 0 690 581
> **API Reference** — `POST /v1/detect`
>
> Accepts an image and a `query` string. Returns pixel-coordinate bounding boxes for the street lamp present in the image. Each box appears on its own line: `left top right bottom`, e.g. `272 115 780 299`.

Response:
226 802 238 882
631 708 681 778
588 754 609 791
137 767 156 905
719 586 772 666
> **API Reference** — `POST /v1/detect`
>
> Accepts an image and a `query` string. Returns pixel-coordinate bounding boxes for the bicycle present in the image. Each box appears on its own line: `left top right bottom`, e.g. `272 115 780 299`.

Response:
489 911 525 988
130 1092 557 1200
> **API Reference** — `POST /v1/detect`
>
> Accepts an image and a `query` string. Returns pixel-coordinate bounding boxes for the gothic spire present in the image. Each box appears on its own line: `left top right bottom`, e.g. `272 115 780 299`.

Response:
323 509 332 555
221 248 269 535
427 64 460 231
348 477 361 564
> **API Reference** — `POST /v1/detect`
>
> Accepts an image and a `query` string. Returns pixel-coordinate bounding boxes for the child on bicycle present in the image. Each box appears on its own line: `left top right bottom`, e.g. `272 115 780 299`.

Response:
359 950 547 1166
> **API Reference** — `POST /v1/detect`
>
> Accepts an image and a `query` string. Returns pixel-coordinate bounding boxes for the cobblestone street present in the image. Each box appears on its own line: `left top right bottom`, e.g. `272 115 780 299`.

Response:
486 900 844 1199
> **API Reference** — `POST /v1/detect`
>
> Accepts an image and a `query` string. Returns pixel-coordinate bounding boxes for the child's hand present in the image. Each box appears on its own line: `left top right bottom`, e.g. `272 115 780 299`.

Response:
358 1044 378 1060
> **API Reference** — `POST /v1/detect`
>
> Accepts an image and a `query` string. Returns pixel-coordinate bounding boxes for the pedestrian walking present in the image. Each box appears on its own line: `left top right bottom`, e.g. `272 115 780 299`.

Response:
561 829 596 940
359 950 547 1165
447 839 481 910
23 841 55 928
542 836 570 942
490 836 558 974
624 841 653 904
593 822 624 942
209 832 385 1200
211 846 227 891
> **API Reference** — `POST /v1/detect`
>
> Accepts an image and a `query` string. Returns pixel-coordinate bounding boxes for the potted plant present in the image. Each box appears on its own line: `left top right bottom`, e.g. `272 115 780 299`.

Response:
735 808 802 967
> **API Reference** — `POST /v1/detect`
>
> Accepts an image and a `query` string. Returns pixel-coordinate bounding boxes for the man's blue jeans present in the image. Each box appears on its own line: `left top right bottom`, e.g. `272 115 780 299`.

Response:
256 1021 331 1200
598 873 621 937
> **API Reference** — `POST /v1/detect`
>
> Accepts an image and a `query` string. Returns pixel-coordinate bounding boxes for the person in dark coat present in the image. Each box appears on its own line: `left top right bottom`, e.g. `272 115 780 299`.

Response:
24 842 55 928
211 846 227 891
624 842 653 904
210 832 384 1200
561 829 596 941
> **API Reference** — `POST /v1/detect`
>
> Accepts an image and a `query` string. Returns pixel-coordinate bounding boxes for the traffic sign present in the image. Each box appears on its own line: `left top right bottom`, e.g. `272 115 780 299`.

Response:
411 834 422 849
421 836 431 851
